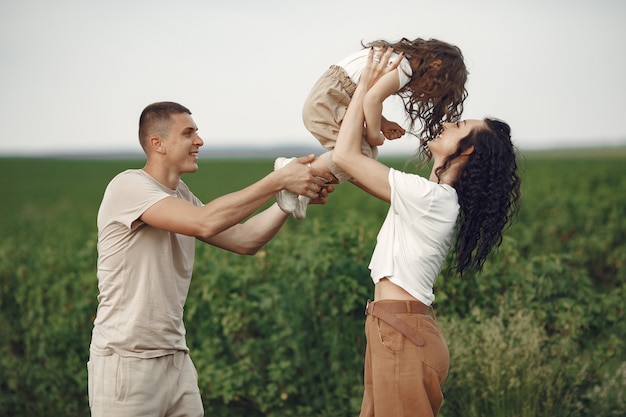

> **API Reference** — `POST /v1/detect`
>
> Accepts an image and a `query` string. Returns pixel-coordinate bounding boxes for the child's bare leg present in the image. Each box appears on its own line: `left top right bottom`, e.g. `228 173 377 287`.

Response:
288 152 339 220
309 157 339 184
316 149 352 183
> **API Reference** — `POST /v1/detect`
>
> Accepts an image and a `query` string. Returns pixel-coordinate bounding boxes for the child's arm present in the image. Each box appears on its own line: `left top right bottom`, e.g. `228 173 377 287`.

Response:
363 69 401 146
381 116 406 140
333 48 398 202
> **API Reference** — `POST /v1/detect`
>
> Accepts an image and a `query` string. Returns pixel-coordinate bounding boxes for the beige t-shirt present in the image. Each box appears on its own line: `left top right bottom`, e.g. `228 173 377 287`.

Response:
90 169 203 358
337 48 412 89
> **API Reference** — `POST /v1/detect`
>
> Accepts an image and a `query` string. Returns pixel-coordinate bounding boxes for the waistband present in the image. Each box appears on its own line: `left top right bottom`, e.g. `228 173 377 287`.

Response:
365 299 431 347
365 299 431 316
326 65 357 96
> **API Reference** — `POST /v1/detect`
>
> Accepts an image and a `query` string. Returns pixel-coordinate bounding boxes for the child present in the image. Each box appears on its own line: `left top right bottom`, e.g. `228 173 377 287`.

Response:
275 37 468 219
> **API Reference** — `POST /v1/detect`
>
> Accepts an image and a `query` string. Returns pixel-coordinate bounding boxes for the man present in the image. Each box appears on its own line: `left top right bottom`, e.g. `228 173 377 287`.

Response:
88 101 332 416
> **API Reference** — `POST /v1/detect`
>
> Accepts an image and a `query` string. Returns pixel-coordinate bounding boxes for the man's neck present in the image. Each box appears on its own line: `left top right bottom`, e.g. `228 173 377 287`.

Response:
142 161 180 190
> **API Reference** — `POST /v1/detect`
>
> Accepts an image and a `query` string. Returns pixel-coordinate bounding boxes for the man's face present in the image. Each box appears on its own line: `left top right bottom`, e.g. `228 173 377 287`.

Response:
163 113 204 173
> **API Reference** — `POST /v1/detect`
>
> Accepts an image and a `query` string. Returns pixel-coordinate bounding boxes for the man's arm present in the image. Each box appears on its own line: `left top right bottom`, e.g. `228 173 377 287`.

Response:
197 203 287 254
202 182 332 254
141 155 331 252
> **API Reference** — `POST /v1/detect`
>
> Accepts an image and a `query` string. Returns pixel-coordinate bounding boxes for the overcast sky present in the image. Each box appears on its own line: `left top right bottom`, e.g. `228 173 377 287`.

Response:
1 0 625 156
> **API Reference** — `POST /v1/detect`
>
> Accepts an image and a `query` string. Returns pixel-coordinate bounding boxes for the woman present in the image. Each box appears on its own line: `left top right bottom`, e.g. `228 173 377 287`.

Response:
332 47 521 416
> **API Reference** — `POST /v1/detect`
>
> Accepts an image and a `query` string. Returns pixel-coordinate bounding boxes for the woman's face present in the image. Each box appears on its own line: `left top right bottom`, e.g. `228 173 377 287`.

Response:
428 119 484 159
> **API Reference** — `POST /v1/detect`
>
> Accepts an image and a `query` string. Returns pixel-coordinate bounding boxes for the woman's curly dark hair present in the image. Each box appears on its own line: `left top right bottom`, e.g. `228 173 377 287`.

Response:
435 118 521 275
364 37 468 161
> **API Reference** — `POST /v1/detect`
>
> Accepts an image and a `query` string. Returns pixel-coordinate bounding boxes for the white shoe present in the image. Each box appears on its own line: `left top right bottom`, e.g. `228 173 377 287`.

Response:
274 157 297 214
293 195 310 220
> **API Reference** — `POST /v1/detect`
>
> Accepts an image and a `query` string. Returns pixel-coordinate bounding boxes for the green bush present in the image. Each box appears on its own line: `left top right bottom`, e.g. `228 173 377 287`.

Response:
0 153 625 416
0 227 96 416
186 214 373 416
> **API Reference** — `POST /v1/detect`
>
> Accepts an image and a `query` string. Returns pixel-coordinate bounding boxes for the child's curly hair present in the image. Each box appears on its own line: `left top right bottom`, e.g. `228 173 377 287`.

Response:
364 37 468 161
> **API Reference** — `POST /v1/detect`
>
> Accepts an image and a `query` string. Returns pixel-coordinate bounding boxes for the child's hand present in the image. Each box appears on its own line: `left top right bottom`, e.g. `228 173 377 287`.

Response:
381 119 406 140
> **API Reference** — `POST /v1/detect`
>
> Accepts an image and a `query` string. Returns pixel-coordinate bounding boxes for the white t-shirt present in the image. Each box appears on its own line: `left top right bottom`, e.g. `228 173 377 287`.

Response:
369 168 459 305
91 169 203 358
337 48 413 89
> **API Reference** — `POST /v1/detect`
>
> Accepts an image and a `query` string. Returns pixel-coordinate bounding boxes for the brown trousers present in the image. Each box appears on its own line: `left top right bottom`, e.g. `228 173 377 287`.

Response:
359 300 450 417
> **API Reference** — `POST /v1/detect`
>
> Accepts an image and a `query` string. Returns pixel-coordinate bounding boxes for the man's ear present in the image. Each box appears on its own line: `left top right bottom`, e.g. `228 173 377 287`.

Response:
149 135 165 154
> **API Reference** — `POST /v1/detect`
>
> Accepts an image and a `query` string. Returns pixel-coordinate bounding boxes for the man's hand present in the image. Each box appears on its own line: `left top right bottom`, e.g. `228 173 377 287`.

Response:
276 154 332 200
309 184 334 205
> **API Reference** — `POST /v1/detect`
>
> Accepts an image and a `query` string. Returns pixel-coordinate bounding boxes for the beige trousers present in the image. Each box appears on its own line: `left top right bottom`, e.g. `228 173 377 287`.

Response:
302 65 377 183
88 351 203 417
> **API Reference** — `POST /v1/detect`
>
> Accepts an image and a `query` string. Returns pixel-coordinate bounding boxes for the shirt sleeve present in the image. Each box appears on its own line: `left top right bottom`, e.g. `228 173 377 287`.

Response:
102 170 172 230
396 57 412 89
389 168 433 219
338 49 412 88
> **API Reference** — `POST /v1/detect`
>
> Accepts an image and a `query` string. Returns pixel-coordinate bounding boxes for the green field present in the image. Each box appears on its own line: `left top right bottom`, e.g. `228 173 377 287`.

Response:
1 150 625 416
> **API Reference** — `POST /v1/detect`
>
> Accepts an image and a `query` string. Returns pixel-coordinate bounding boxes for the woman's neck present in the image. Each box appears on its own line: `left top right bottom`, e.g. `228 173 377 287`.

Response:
429 158 464 186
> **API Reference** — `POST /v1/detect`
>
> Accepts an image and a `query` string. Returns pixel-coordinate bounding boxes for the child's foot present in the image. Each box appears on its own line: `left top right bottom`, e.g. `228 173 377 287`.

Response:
274 157 298 214
294 195 310 220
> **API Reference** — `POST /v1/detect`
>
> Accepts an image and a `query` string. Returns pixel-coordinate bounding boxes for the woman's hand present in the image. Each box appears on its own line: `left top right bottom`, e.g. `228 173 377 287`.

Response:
362 47 403 90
